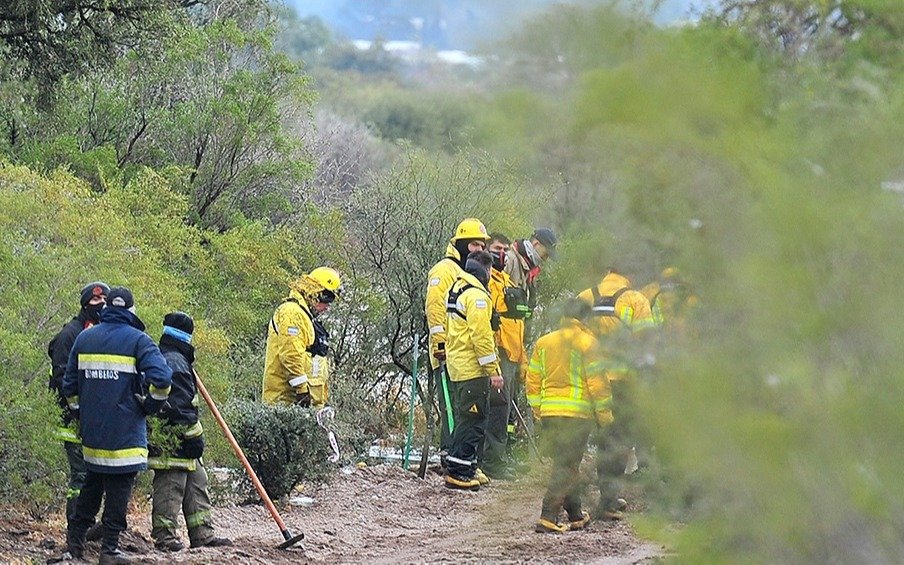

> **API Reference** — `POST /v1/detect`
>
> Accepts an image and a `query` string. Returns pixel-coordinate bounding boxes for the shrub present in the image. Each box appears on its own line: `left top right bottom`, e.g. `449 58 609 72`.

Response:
0 379 65 514
221 400 334 501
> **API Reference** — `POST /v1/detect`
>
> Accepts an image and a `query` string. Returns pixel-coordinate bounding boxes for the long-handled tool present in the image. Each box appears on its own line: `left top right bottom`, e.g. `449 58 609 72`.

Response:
511 400 546 464
193 370 304 550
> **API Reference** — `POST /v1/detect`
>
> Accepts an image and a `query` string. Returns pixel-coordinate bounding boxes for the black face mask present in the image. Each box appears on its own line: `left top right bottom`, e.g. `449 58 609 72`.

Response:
83 303 104 324
492 250 506 271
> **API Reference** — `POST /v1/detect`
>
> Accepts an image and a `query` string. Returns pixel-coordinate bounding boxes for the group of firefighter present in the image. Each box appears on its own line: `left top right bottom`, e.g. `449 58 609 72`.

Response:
48 266 345 563
47 217 694 562
47 266 344 563
425 218 695 533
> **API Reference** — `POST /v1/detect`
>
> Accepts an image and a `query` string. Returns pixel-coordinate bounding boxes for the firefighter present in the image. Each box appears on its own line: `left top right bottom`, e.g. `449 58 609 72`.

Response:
527 299 613 533
577 265 655 519
47 281 109 538
149 312 232 552
504 227 557 291
503 227 557 447
576 266 656 338
481 233 527 479
641 266 698 332
263 267 342 407
425 219 490 456
443 251 504 491
61 287 173 564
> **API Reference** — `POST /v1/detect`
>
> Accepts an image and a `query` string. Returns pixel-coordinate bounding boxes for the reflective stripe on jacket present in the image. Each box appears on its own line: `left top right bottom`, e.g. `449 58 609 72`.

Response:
148 456 198 471
488 268 526 363
577 272 656 336
425 243 463 369
526 320 612 424
263 289 315 405
61 307 172 474
445 272 502 382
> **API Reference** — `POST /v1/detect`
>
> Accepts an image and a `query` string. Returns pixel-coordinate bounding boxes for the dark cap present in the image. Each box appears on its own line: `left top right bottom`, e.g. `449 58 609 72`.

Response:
532 228 558 259
106 287 135 310
164 311 194 334
80 281 110 308
163 311 194 343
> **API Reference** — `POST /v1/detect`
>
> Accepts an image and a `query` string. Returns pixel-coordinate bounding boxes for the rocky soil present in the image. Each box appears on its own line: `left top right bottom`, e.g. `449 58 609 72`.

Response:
1 463 664 564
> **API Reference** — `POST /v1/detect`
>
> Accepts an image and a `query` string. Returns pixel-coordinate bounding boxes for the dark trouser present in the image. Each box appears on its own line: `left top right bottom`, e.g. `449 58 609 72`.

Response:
434 365 454 452
595 424 627 511
446 378 490 479
540 417 593 522
152 464 215 546
64 441 88 525
68 470 137 555
481 356 517 473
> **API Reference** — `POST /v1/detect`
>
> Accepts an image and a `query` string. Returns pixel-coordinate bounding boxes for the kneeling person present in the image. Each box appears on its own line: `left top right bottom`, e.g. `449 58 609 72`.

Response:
150 312 231 551
444 251 504 490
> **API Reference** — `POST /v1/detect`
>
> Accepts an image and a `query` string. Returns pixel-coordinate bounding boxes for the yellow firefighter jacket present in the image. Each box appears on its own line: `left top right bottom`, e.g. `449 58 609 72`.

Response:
577 272 656 337
445 271 502 382
262 289 329 406
526 319 613 425
425 243 463 369
641 280 699 331
577 272 655 382
488 267 527 363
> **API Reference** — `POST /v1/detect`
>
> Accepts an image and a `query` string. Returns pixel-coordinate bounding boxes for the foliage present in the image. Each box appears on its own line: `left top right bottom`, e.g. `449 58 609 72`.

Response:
0 161 301 511
221 400 334 500
712 0 904 64
2 2 315 230
0 0 189 92
0 379 64 511
477 2 904 561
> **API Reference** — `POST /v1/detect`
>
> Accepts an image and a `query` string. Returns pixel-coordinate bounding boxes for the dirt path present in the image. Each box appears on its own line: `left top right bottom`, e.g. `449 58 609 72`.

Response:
1 464 663 564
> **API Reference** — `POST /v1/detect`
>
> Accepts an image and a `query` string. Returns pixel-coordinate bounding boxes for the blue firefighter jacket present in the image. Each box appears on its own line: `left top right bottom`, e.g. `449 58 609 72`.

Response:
62 306 172 474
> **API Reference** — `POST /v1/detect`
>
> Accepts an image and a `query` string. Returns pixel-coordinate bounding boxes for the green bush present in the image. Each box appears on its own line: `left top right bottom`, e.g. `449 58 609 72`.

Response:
221 400 335 500
0 379 65 513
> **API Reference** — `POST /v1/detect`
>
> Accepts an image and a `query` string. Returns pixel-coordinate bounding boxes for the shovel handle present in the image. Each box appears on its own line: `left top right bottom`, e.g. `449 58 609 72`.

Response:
193 370 289 533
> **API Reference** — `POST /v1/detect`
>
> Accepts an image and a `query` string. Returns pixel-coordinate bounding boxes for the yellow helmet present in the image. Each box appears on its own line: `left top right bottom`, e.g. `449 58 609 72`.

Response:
661 267 681 281
307 267 343 301
451 218 490 242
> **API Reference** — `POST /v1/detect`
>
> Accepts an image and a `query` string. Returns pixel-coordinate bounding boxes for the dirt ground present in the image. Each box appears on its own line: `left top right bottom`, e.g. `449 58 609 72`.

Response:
1 464 664 564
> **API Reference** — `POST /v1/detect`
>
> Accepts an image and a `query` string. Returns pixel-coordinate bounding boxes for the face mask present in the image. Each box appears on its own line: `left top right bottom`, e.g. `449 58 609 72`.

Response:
83 303 104 323
492 250 506 271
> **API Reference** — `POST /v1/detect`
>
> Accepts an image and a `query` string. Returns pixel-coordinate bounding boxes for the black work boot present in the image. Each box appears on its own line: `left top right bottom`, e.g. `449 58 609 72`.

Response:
190 536 233 548
65 528 87 560
154 538 185 552
98 548 131 564
86 523 104 542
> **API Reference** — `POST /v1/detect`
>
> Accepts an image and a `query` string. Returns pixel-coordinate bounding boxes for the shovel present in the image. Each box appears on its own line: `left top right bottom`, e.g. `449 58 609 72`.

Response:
193 370 305 550
511 400 546 464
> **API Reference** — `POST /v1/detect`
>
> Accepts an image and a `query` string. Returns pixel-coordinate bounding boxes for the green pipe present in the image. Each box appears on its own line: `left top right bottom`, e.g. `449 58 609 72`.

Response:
441 364 454 433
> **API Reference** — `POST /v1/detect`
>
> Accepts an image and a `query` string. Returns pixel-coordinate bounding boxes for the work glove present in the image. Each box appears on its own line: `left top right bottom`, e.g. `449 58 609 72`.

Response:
134 393 168 416
433 342 446 361
294 391 312 407
178 435 205 460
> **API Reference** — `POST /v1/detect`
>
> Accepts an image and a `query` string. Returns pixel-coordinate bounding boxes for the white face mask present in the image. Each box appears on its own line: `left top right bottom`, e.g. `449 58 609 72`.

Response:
521 240 542 265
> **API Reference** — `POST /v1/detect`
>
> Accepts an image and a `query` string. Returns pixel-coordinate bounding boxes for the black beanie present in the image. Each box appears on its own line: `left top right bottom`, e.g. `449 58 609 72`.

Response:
80 281 110 308
107 287 135 309
163 311 194 335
